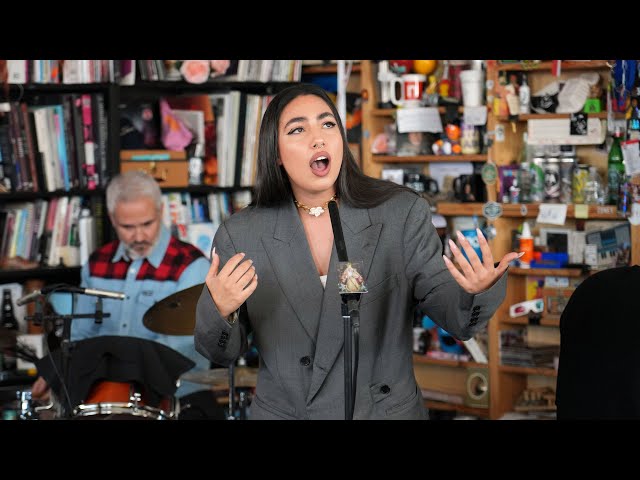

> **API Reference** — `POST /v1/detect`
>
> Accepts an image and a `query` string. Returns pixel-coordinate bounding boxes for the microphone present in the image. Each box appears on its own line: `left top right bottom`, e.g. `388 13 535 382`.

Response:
16 285 126 305
328 200 349 262
16 291 42 306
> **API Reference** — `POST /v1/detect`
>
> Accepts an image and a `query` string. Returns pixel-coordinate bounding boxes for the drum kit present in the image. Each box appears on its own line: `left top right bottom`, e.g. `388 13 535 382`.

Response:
12 283 256 421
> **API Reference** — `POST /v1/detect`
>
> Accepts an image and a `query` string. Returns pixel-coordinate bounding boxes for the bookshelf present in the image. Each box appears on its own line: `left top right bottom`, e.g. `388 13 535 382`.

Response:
360 59 640 420
0 60 302 328
485 59 640 419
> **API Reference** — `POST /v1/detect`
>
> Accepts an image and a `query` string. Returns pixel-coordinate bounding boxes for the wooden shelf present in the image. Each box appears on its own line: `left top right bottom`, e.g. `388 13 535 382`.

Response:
413 354 485 369
425 400 490 418
160 185 253 194
0 266 82 283
499 365 558 377
497 112 613 122
371 106 465 117
1 83 115 96
302 63 361 75
509 267 585 277
0 188 105 201
501 316 561 327
435 202 621 219
372 154 487 163
496 60 610 72
120 81 298 97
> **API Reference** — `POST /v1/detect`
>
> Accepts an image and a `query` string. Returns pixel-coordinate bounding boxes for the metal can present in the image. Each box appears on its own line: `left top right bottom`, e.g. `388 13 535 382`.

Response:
572 164 590 204
530 157 546 202
543 157 561 202
560 157 576 203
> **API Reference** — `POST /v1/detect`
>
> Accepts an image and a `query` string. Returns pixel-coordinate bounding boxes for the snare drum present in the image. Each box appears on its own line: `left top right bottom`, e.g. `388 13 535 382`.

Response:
73 380 177 420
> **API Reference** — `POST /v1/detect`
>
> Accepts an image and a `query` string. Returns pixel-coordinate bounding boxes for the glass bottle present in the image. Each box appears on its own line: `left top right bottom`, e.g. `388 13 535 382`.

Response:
607 128 625 205
519 73 531 114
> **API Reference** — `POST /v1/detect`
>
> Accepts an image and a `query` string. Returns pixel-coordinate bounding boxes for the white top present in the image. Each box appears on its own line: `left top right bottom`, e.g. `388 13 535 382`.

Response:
320 275 327 289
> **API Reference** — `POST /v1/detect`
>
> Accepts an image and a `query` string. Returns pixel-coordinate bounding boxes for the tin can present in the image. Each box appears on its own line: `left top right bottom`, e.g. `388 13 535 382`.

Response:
560 157 575 203
572 164 590 204
530 157 546 202
618 176 632 216
543 157 561 202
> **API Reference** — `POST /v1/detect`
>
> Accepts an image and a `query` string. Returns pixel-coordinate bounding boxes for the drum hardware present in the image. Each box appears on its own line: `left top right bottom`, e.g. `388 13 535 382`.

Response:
19 284 126 419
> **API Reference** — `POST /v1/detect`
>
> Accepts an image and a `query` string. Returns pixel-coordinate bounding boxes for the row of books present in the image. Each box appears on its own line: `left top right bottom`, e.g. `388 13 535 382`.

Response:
0 94 107 193
0 196 86 268
499 328 560 369
162 190 252 257
4 60 129 85
211 92 269 188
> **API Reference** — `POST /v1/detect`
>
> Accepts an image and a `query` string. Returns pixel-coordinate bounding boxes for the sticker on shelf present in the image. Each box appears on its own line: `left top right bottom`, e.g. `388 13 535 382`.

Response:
481 162 498 185
482 201 503 220
629 203 640 226
495 124 505 142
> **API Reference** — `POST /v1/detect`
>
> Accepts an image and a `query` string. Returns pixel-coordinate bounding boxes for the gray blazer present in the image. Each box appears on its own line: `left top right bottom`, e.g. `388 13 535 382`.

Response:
195 191 507 419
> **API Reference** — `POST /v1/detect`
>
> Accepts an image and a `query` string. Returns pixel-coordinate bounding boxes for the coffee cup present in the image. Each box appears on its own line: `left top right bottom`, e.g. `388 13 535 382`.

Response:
390 74 426 107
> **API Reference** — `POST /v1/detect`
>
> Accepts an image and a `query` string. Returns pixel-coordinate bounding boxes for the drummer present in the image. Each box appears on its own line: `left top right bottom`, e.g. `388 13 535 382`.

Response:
31 171 225 420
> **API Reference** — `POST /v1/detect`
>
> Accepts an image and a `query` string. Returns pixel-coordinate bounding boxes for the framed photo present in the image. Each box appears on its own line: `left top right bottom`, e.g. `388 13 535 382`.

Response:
395 131 433 156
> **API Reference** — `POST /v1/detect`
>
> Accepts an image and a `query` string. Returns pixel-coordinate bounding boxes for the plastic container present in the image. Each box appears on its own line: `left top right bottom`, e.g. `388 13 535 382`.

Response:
519 221 534 268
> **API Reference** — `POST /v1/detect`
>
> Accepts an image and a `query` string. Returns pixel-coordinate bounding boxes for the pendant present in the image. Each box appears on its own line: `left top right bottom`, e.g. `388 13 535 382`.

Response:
309 206 324 217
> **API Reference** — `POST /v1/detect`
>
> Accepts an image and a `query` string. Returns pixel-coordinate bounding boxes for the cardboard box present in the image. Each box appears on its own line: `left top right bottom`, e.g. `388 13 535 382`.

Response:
120 160 189 188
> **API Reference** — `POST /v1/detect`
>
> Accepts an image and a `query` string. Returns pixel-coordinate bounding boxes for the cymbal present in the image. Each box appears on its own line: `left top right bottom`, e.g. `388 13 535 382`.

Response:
143 283 204 335
180 367 258 388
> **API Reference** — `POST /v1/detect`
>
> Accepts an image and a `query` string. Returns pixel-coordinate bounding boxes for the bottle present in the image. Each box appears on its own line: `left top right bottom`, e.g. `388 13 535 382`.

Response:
519 222 534 269
519 73 531 114
607 128 625 206
78 208 96 266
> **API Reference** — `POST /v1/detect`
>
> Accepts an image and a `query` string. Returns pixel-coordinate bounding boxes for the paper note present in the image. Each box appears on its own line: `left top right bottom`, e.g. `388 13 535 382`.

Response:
463 106 488 126
574 204 589 219
527 118 605 145
536 203 568 225
396 107 443 134
622 140 640 176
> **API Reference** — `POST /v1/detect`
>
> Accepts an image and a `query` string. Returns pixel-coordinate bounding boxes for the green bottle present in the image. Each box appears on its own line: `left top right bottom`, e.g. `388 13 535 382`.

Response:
607 129 625 205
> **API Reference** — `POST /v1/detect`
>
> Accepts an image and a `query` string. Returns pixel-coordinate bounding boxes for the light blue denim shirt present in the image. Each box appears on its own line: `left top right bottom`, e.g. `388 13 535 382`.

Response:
51 225 211 398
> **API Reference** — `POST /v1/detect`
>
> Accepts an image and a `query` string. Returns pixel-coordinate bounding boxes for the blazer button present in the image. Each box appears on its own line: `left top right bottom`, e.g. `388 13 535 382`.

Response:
380 385 391 394
299 356 311 366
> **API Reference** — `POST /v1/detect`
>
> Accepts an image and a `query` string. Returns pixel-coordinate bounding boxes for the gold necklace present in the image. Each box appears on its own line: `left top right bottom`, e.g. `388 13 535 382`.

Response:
294 195 337 217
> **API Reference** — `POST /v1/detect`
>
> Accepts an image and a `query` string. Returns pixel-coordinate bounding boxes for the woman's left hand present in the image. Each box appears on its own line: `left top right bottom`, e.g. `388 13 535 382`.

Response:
442 228 522 294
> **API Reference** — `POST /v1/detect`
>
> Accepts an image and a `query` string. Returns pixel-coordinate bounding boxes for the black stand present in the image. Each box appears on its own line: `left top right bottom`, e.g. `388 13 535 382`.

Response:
342 293 361 420
227 363 235 420
26 297 109 419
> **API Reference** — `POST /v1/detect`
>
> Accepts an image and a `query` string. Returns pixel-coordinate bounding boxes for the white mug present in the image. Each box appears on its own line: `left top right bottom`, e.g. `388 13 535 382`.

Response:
390 74 426 107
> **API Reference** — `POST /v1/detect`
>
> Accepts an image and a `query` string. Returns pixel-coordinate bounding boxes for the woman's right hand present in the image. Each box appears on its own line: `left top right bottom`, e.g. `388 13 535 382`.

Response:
205 249 258 318
31 376 51 401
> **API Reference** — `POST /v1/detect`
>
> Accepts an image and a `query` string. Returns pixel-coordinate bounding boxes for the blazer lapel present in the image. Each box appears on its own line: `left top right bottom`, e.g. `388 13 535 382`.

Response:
306 203 383 404
261 202 324 342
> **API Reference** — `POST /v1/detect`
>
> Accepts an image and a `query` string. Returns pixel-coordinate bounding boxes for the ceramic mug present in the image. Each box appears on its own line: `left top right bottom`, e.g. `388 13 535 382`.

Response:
390 74 426 107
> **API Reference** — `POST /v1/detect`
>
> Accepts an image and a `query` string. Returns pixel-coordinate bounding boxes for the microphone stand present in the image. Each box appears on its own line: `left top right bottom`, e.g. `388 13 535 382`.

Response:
341 293 361 420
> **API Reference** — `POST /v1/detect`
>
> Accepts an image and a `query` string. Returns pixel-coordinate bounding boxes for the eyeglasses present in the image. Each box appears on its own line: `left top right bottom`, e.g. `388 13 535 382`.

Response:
509 298 544 318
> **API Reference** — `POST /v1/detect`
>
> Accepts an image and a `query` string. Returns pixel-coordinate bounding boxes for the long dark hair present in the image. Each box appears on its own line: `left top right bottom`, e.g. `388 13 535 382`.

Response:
252 83 415 208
